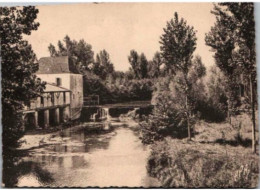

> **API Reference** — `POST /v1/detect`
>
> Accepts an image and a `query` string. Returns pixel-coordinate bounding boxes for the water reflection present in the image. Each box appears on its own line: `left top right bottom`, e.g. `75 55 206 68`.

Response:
3 121 160 187
3 150 54 187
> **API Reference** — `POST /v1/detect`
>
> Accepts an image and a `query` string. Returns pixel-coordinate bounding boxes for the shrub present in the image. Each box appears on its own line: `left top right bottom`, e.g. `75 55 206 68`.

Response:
140 91 190 144
147 139 259 188
195 99 227 122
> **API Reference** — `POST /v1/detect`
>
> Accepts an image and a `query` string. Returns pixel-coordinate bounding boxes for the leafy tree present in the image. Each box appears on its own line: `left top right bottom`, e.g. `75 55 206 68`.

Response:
188 56 206 109
0 6 45 151
226 3 257 153
171 56 206 139
160 12 197 140
93 49 114 80
99 50 114 75
128 50 149 79
143 56 206 144
74 39 94 70
142 76 188 144
92 54 102 76
48 44 58 57
205 3 257 153
205 4 240 122
57 40 67 56
202 66 228 122
148 51 162 78
141 91 187 144
128 50 139 79
160 12 197 75
125 70 135 80
48 35 94 72
139 53 148 79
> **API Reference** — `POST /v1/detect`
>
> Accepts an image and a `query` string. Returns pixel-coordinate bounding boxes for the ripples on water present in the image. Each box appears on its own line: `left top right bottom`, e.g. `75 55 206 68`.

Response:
5 120 160 188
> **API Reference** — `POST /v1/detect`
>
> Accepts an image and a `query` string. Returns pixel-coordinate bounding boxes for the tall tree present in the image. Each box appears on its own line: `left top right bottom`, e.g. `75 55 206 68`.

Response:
160 12 197 140
205 4 240 123
0 6 45 151
48 44 58 57
48 36 94 72
160 12 197 75
92 50 114 80
139 53 148 79
148 51 162 78
128 50 139 79
128 50 149 79
226 3 257 153
74 39 94 70
99 49 114 74
205 3 257 153
92 54 102 76
57 40 67 56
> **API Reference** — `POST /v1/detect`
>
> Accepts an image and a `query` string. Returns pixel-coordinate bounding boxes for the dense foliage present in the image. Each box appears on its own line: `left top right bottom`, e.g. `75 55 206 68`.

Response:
205 3 257 153
140 12 200 142
141 55 206 144
1 6 45 150
48 36 160 103
83 72 154 104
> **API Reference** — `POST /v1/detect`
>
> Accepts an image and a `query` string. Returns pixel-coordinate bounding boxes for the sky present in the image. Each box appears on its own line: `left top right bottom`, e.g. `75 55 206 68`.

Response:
24 3 216 72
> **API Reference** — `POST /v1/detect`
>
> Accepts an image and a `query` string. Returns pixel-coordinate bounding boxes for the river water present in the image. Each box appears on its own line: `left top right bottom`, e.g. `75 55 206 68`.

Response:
7 118 160 188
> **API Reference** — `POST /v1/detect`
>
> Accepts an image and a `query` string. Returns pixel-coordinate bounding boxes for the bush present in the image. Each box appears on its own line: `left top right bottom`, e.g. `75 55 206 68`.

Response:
195 99 227 122
147 139 259 188
140 91 190 144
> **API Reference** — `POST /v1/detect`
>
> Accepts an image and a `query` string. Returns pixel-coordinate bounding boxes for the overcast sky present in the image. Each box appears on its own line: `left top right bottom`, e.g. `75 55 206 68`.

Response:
24 3 216 72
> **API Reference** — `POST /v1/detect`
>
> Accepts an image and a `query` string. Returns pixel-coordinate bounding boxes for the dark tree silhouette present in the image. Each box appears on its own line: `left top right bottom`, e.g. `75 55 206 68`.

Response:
0 6 45 151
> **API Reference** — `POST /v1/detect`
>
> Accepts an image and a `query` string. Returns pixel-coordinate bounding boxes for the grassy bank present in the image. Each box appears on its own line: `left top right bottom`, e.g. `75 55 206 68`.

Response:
147 113 259 188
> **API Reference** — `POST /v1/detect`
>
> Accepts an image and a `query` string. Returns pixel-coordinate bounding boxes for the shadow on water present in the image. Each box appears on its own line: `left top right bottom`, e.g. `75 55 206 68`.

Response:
3 118 160 187
3 150 54 187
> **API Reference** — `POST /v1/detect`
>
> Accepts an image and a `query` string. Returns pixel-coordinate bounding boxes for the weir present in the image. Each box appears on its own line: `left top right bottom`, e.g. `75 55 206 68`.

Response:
90 107 112 122
81 100 153 123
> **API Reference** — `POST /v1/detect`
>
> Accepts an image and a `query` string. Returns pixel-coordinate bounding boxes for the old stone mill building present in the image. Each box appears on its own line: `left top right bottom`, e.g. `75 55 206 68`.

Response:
23 56 83 130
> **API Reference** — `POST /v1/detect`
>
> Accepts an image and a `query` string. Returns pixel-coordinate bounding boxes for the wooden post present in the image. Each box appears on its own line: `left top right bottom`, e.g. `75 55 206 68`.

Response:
34 111 39 129
63 106 70 122
54 108 60 125
186 95 191 141
250 74 256 153
44 109 49 128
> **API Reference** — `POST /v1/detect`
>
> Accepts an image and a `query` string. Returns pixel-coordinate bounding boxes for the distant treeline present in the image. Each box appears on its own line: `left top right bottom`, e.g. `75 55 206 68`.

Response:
48 36 167 103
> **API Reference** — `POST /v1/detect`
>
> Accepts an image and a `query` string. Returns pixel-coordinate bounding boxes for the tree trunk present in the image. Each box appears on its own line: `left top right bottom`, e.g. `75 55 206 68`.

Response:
250 74 256 153
186 95 191 140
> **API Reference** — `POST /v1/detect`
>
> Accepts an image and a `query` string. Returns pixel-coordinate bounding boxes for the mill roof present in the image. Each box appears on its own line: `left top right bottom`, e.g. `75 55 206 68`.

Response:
37 56 80 74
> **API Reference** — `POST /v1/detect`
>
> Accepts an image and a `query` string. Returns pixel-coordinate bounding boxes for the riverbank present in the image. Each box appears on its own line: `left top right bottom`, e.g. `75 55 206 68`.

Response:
146 113 259 188
18 118 140 150
18 120 83 150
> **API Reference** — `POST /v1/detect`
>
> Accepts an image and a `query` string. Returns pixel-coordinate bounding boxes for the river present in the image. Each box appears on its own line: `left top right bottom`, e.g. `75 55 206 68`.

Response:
4 117 160 187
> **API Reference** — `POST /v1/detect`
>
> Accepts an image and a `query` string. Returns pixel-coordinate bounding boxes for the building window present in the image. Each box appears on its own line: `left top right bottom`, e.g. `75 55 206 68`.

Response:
56 78 62 86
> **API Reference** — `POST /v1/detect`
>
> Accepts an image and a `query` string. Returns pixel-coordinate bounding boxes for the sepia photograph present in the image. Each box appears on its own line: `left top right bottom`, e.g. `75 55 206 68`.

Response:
0 2 259 188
